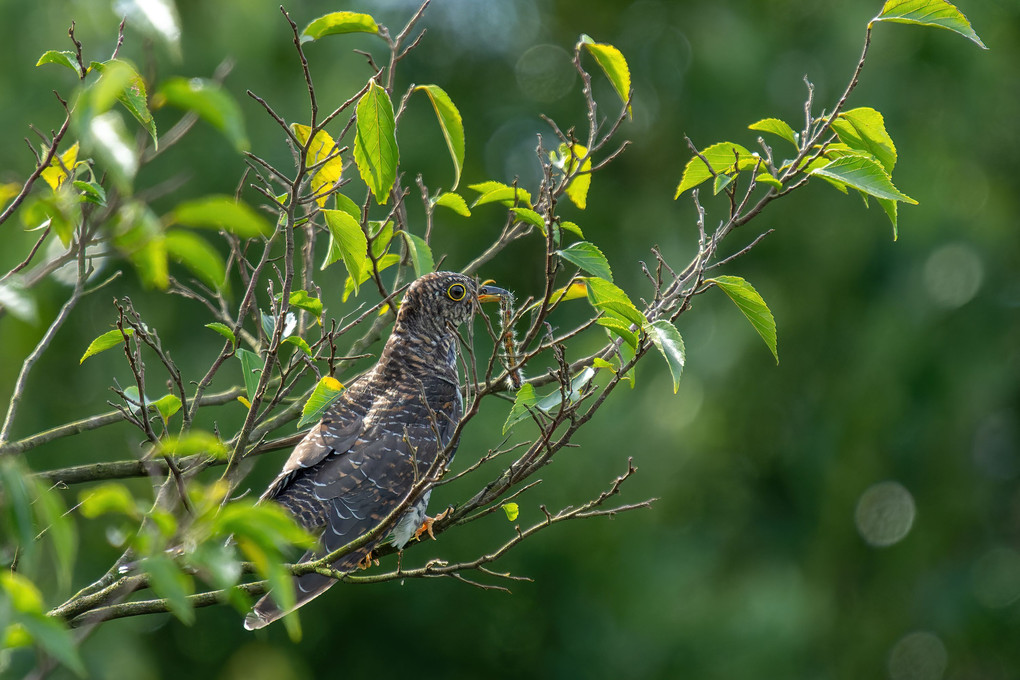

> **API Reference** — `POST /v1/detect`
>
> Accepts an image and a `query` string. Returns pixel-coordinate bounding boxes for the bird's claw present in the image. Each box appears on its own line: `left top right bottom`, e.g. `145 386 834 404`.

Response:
413 508 451 541
356 551 379 570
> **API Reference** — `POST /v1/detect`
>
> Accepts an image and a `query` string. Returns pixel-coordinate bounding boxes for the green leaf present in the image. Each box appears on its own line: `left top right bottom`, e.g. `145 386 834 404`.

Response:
150 393 182 424
503 383 538 434
469 181 532 208
873 0 986 49
754 173 783 190
170 196 272 238
748 117 798 147
592 357 616 372
558 143 592 209
142 554 195 624
713 173 734 195
157 77 250 152
878 196 900 240
283 336 313 357
36 50 79 73
644 319 686 393
433 192 471 217
511 207 546 233
557 241 612 282
400 232 435 277
415 85 465 190
1 573 86 676
165 229 228 293
285 290 323 318
585 277 646 327
674 142 757 198
536 367 596 413
297 376 345 429
80 328 133 363
301 11 379 41
354 81 398 204
597 317 638 349
78 482 139 518
204 322 236 347
320 209 369 293
809 155 917 204
291 124 344 207
236 348 261 401
560 220 584 238
502 503 519 522
578 35 632 117
708 275 779 363
84 60 158 147
831 107 897 173
159 431 229 458
73 179 107 206
369 220 395 258
343 253 400 302
0 460 36 569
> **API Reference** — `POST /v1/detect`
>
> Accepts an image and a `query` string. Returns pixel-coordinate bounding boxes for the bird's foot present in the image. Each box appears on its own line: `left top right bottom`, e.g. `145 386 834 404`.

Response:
357 551 379 570
413 508 451 541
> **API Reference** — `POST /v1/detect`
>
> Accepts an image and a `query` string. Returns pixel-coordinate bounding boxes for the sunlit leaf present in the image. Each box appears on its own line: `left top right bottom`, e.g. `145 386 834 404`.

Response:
150 393 182 424
284 290 323 318
674 142 758 198
283 336 313 357
301 11 379 41
558 143 592 209
644 319 686 393
36 50 79 73
400 231 435 277
748 117 798 147
335 192 362 220
78 482 139 518
169 195 272 238
809 155 916 204
291 123 344 207
557 241 612 282
298 376 345 429
503 383 538 434
159 430 229 458
708 275 779 363
342 253 399 302
80 328 133 363
415 85 465 190
831 107 897 173
469 181 532 208
142 554 195 624
157 77 249 152
40 142 79 191
165 229 228 293
585 276 646 327
592 357 616 372
354 81 398 204
434 191 470 216
320 209 369 293
88 59 157 146
236 348 261 401
502 503 519 522
559 220 584 238
578 34 632 117
873 0 986 48
204 322 236 347
510 207 546 232
597 317 638 349
73 179 107 206
535 366 596 413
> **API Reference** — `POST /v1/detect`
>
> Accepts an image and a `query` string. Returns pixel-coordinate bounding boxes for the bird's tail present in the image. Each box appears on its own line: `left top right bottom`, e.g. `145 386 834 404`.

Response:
243 545 373 631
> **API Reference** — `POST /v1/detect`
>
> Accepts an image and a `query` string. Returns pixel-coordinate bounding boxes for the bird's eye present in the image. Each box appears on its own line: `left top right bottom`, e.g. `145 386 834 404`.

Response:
446 283 466 301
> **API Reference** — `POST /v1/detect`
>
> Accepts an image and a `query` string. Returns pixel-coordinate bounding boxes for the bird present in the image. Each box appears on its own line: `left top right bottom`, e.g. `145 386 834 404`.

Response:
244 271 508 630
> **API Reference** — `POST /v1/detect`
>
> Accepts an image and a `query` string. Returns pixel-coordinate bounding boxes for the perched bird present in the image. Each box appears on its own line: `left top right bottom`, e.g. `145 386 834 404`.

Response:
244 271 508 630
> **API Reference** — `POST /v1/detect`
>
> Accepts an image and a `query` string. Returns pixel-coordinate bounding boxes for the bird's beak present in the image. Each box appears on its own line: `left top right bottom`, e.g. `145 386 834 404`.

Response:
477 283 510 304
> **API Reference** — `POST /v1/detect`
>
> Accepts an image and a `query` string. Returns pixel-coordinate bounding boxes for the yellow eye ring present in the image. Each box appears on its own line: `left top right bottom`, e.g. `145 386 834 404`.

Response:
447 283 466 301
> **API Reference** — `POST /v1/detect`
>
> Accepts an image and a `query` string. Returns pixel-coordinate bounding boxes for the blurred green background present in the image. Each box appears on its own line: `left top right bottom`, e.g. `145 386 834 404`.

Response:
2 0 1018 678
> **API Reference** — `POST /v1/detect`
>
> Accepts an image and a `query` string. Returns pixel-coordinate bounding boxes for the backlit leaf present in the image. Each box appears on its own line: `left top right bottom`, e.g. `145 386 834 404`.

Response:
831 107 897 172
320 209 369 293
434 192 470 216
142 554 195 624
469 181 532 208
298 376 345 429
159 430 229 458
78 482 139 518
675 142 757 198
748 117 798 147
809 155 916 204
36 50 79 73
400 231 435 277
236 348 261 401
873 0 986 49
301 11 379 41
291 124 344 207
502 503 519 522
557 241 612 282
165 229 228 293
80 328 133 363
157 77 249 152
204 322 236 347
40 142 79 191
354 81 398 204
415 85 465 190
708 275 778 363
151 393 182 424
586 277 645 327
644 319 686 393
578 35 632 117
170 196 272 237
558 143 592 209
503 383 538 434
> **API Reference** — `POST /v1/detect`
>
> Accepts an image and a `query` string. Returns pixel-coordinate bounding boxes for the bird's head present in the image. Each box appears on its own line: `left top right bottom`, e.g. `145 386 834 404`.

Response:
396 271 509 336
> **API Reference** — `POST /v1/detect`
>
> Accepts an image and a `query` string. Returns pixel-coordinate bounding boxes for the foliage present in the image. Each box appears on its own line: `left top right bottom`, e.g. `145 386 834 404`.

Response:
0 0 991 676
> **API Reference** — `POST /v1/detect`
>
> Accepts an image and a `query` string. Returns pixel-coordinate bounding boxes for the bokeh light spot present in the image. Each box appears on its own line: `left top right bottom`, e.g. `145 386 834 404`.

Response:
972 546 1020 609
922 243 983 309
888 631 947 680
855 481 915 547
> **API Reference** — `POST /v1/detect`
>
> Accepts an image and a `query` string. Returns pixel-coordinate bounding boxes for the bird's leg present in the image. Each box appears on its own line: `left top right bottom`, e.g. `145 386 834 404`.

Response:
413 507 451 541
356 550 379 570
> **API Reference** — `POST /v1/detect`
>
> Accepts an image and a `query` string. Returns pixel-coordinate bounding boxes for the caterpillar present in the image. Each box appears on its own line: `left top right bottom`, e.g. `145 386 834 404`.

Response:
498 291 524 390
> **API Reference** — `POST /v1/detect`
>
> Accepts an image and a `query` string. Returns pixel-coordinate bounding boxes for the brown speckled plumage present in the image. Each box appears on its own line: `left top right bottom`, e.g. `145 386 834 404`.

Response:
244 272 506 630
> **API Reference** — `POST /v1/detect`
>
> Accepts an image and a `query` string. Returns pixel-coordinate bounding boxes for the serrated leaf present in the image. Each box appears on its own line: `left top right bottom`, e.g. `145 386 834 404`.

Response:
159 431 229 458
708 275 778 363
585 277 646 327
36 50 79 73
283 336 313 357
809 155 916 204
597 317 638 349
298 376 345 429
674 142 757 198
434 192 470 216
343 253 400 302
151 393 182 424
301 11 379 41
157 77 249 152
578 35 632 117
291 124 344 207
334 192 362 220
78 482 139 518
469 181 532 208
559 220 584 238
511 207 546 233
873 0 986 49
80 328 134 363
285 290 323 318
165 229 229 293
502 503 519 522
40 142 79 191
236 348 261 401
170 196 272 237
205 322 236 347
558 143 592 209
142 554 195 624
354 81 398 204
416 85 465 190
86 60 158 147
644 319 686 393
400 232 435 277
748 117 798 147
878 196 899 240
321 209 369 294
754 173 783 190
503 383 538 434
557 241 612 282
831 107 897 173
